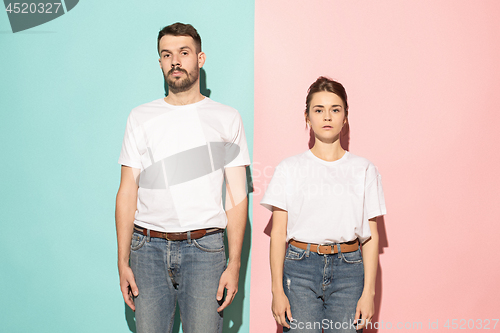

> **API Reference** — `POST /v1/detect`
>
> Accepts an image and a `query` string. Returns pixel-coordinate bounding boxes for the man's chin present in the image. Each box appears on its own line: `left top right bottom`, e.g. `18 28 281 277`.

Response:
167 81 195 94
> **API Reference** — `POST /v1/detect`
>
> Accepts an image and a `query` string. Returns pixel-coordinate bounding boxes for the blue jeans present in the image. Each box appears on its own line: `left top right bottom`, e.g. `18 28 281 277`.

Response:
130 230 226 333
283 244 364 333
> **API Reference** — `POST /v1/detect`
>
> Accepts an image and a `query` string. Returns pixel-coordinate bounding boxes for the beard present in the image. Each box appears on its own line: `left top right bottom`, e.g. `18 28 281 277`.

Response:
165 66 199 94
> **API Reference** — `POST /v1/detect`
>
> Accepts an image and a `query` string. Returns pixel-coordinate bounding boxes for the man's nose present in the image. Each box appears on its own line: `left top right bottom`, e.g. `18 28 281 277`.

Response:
171 56 180 67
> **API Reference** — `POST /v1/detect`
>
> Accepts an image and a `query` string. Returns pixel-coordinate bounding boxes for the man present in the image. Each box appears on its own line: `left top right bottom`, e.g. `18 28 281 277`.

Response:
116 22 249 333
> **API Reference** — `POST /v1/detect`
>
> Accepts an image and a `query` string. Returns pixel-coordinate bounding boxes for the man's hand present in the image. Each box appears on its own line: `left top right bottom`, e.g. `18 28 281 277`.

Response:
272 291 293 328
119 265 139 311
216 264 240 312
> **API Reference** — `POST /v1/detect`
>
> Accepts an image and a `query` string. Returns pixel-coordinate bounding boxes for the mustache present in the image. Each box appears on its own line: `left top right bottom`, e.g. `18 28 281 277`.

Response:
168 66 188 75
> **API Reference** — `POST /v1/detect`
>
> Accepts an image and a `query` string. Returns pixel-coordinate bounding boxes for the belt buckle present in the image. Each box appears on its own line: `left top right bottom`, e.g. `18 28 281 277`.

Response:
317 243 334 255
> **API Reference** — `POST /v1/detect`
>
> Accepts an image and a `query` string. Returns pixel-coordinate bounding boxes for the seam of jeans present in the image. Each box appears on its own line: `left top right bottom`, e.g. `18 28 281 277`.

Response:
131 234 147 251
192 239 224 253
340 250 363 263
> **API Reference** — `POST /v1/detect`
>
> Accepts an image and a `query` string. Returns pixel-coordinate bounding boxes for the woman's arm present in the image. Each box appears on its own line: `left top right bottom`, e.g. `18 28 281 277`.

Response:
355 217 379 329
270 207 292 328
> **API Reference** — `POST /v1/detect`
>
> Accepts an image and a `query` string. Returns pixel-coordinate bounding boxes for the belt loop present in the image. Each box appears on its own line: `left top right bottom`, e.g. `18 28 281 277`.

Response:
336 243 341 258
306 243 311 257
187 231 191 244
147 229 151 242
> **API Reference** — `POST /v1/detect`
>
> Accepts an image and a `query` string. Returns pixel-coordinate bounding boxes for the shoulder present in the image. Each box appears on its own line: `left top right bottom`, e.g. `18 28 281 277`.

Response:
276 151 310 170
201 98 240 117
344 152 377 169
345 152 383 182
132 98 165 111
128 98 165 118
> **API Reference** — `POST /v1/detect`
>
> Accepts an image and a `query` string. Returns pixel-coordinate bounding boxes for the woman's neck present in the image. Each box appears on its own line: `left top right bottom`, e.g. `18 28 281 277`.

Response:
310 139 345 162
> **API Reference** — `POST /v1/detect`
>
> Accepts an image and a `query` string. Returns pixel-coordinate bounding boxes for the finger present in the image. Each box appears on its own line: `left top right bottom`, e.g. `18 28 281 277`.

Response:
121 287 135 311
273 314 281 326
217 296 230 312
354 308 361 329
280 312 290 329
286 305 293 323
217 288 235 312
216 281 225 302
358 315 367 330
129 278 139 297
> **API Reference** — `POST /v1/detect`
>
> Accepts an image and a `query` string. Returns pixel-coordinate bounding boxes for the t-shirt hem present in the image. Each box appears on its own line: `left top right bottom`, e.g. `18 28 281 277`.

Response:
366 207 387 220
225 158 251 168
134 220 227 233
118 158 141 169
260 199 287 212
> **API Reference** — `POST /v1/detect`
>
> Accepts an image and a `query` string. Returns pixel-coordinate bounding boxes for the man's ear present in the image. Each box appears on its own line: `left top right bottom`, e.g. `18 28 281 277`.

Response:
198 52 206 68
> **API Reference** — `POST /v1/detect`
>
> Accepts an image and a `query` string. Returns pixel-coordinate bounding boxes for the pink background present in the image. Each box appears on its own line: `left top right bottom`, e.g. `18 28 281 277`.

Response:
251 0 500 331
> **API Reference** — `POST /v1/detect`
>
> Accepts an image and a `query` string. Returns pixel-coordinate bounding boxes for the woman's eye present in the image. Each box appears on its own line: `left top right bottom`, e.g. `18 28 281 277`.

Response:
333 109 340 113
314 109 322 113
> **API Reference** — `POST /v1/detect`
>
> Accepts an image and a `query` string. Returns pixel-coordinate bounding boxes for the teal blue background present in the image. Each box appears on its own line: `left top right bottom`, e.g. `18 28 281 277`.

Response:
0 1 254 332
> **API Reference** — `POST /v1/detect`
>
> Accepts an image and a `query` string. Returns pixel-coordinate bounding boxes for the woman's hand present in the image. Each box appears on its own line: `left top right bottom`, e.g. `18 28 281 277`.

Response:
355 293 375 330
272 291 293 328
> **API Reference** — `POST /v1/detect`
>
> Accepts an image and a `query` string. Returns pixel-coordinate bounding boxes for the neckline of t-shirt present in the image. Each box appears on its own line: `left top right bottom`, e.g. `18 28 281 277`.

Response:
306 149 349 166
161 96 209 108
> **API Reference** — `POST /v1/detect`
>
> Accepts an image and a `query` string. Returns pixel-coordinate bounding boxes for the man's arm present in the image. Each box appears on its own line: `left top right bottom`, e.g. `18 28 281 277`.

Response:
216 166 248 312
116 165 140 311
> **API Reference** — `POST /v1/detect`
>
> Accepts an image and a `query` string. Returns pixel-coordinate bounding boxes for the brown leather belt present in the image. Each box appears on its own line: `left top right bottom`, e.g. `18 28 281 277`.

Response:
134 225 224 241
289 239 359 254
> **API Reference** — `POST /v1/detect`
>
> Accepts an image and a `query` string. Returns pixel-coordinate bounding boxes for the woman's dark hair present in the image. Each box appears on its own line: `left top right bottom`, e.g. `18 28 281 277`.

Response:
157 22 202 54
305 76 348 118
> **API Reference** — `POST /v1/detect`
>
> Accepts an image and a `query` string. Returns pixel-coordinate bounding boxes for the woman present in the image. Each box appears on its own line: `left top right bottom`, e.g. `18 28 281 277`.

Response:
261 77 386 332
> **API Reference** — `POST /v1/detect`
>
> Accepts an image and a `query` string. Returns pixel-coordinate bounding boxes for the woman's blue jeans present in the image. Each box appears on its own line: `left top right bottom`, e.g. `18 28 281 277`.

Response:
283 244 364 333
130 230 226 333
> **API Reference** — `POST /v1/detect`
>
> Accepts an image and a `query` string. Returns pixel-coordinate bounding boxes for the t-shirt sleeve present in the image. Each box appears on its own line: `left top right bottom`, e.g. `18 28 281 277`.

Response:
225 112 251 168
364 163 387 219
260 162 288 212
118 114 142 169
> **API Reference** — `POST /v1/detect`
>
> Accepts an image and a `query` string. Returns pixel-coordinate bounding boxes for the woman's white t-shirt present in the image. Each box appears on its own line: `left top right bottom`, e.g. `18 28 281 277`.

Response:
260 150 386 244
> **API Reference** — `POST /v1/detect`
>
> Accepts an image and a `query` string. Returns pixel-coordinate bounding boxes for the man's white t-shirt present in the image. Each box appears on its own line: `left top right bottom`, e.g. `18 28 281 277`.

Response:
119 97 250 232
260 150 386 244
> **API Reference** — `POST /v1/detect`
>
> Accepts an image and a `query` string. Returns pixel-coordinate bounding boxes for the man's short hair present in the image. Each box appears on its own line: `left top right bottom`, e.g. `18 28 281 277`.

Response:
157 23 202 54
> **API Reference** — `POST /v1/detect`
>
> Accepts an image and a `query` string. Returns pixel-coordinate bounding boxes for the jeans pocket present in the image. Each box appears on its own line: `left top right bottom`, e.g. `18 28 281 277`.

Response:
284 245 306 261
131 232 146 251
193 233 224 252
341 248 363 263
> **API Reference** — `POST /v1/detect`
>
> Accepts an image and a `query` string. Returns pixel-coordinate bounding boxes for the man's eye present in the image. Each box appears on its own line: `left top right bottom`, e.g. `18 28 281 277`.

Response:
164 54 170 58
181 52 188 55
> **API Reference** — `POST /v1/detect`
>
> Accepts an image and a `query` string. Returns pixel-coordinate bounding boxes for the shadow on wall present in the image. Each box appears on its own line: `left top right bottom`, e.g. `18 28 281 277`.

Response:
164 68 211 98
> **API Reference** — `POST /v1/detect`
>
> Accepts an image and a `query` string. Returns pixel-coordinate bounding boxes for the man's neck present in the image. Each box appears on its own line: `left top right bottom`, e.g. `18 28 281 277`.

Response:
164 84 205 106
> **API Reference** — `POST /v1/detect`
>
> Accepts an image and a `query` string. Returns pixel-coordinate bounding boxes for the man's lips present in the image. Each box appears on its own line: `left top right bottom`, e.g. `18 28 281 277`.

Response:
169 68 187 77
170 70 184 77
